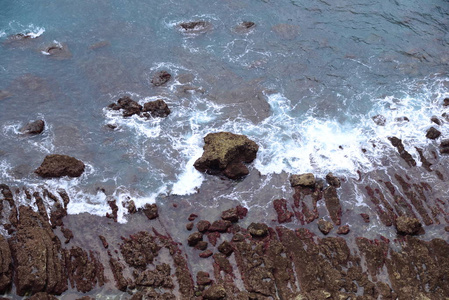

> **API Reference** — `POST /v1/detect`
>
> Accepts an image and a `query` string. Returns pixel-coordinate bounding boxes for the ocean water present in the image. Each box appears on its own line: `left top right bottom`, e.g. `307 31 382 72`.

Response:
0 0 448 224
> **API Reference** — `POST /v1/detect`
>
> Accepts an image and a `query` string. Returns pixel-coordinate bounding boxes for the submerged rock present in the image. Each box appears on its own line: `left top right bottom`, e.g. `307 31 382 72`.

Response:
396 216 422 235
194 132 259 179
317 219 334 235
21 119 45 135
0 90 11 101
151 70 171 86
41 42 72 60
234 21 256 34
142 99 171 118
289 173 316 187
35 154 85 178
178 21 212 34
372 114 386 126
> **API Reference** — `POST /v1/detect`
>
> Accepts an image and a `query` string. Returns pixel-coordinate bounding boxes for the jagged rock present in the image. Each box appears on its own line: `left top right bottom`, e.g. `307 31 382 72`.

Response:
439 139 449 154
372 114 386 126
388 137 416 167
247 223 268 237
221 208 239 223
199 250 213 258
9 206 67 296
317 219 334 235
108 96 142 117
65 247 105 293
178 21 212 34
273 199 293 223
203 284 226 300
151 71 171 86
120 231 160 268
35 154 85 178
217 241 233 256
426 127 441 139
197 220 211 232
194 132 258 179
187 232 203 247
142 203 158 220
396 216 422 235
431 116 441 125
21 120 45 134
142 99 171 118
325 172 341 188
289 173 316 187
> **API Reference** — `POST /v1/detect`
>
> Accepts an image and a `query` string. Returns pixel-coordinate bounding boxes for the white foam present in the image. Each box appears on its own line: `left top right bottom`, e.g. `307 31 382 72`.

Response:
6 22 45 38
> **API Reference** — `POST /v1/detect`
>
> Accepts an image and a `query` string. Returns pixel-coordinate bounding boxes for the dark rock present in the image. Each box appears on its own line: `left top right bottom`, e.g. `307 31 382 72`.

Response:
247 223 268 237
178 21 212 34
195 241 208 251
337 225 350 235
426 127 441 139
142 203 158 220
208 220 232 232
323 186 342 225
388 137 416 167
197 220 211 232
142 99 171 118
133 263 173 289
234 21 256 34
203 284 226 300
188 213 198 221
194 132 258 179
325 172 341 188
317 219 334 235
372 114 386 126
221 208 239 223
361 213 370 223
126 200 136 214
120 231 160 268
196 271 212 286
206 232 220 246
108 96 142 117
440 139 449 148
21 120 45 134
222 162 249 179
199 250 213 258
443 98 449 106
396 216 422 235
151 71 171 86
99 235 108 248
187 232 203 247
106 199 118 222
289 173 316 187
241 21 255 29
217 241 233 256
236 205 248 219
35 154 85 178
431 116 441 125
186 222 194 231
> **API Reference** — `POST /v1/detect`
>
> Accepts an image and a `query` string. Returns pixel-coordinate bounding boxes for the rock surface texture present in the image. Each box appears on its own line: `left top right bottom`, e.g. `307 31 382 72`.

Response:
35 154 85 178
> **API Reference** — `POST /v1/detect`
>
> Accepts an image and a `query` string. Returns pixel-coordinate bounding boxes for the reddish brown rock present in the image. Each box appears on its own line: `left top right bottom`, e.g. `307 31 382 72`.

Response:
388 137 416 167
323 186 342 225
325 172 341 188
35 154 85 178
65 247 105 293
187 232 203 247
217 241 233 256
337 225 350 235
195 241 208 251
21 120 45 135
188 213 198 221
120 231 160 268
208 220 232 232
99 235 108 248
273 198 293 223
221 208 239 223
199 250 213 258
197 220 211 232
317 219 334 235
186 222 194 231
0 235 12 293
27 293 58 300
203 284 226 300
196 271 212 286
361 213 370 223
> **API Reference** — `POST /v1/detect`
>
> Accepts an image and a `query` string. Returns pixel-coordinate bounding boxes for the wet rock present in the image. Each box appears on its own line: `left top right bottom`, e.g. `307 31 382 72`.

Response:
196 271 212 286
186 222 194 231
272 24 300 40
35 154 85 178
443 97 449 106
133 263 173 289
106 199 118 222
337 225 350 235
61 227 73 243
289 173 316 187
217 241 233 256
195 241 208 251
42 42 72 60
325 172 341 188
142 203 158 220
247 222 268 237
120 231 160 268
360 213 370 223
203 284 226 300
28 293 58 300
9 206 67 296
273 198 293 223
388 137 416 167
197 220 211 232
236 205 248 219
178 21 212 34
0 235 12 293
208 220 232 232
65 247 105 293
188 213 198 221
426 127 441 139
199 250 213 258
396 216 422 235
431 116 441 125
221 208 239 223
20 120 45 135
125 200 136 214
372 114 386 126
151 70 171 86
142 99 171 118
194 132 259 179
108 96 142 117
317 219 334 235
206 232 220 246
187 232 203 247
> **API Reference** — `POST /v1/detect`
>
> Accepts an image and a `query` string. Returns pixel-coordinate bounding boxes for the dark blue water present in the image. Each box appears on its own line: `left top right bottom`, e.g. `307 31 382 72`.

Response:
0 0 448 221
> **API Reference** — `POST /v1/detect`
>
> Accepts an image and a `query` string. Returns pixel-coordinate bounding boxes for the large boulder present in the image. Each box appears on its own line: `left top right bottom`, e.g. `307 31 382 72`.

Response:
35 154 85 178
142 99 171 118
194 132 258 179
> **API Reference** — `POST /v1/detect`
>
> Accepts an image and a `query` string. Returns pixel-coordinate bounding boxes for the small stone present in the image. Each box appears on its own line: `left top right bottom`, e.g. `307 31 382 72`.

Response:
396 216 422 235
217 241 233 256
395 116 409 122
289 173 316 187
443 98 449 107
209 220 232 232
186 222 194 231
199 250 213 258
247 223 268 237
195 241 208 251
232 233 245 242
360 213 370 223
445 226 449 232
325 172 341 188
99 235 108 248
317 219 334 235
426 127 441 139
197 220 211 232
221 208 239 223
337 225 350 235
188 232 203 247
